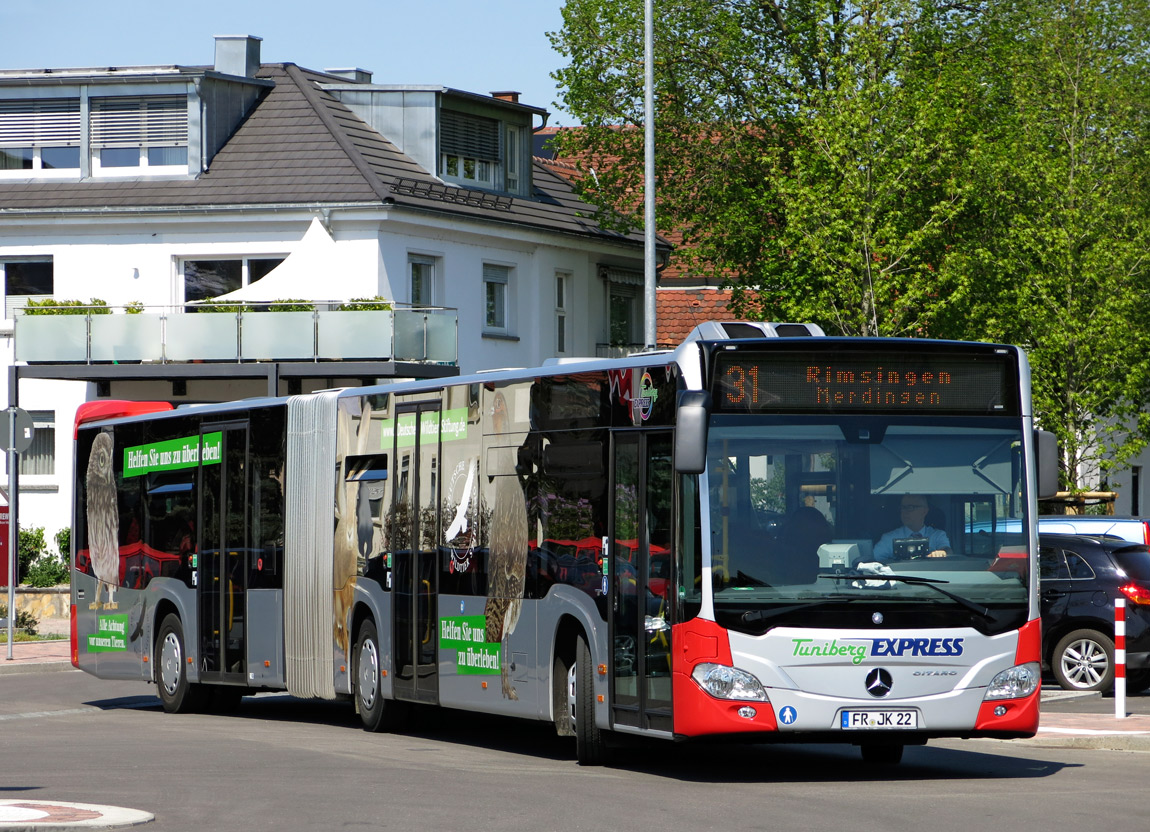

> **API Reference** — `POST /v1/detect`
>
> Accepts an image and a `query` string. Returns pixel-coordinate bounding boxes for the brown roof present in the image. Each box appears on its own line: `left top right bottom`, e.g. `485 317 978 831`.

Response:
656 288 732 347
0 65 644 247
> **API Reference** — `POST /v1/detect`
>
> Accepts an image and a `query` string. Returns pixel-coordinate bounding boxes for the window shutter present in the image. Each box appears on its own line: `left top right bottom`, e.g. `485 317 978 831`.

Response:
441 110 500 161
91 96 187 148
0 99 81 146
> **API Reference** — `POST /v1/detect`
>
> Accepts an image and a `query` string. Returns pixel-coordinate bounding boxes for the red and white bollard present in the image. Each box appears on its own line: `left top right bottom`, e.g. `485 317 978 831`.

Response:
1115 597 1127 719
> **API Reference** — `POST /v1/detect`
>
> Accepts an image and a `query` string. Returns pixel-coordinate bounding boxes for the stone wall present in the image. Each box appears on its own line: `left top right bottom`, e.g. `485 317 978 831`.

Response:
4 587 69 621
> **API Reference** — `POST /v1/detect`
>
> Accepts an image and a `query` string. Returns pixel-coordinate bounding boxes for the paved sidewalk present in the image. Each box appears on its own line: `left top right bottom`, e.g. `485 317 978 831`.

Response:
5 632 1150 752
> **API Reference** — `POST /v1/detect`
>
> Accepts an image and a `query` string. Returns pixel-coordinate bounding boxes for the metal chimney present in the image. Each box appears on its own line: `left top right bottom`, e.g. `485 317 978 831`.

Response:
326 68 373 84
214 35 262 78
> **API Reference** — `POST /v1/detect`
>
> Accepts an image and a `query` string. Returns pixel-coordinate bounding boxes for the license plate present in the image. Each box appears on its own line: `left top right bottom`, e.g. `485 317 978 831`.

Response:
841 710 918 729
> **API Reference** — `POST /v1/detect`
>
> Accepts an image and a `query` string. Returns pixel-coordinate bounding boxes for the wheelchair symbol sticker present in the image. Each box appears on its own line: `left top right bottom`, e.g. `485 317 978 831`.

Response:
779 706 797 725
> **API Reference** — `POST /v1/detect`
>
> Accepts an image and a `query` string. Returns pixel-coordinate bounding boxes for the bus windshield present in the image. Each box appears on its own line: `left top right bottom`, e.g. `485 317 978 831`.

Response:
698 415 1031 634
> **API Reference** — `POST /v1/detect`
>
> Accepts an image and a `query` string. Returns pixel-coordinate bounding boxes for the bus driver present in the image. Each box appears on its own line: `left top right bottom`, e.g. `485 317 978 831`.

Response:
873 494 951 562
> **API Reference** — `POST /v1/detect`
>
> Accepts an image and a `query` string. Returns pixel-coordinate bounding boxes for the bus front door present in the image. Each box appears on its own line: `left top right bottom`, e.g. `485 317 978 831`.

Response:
610 431 673 733
198 422 250 683
390 405 440 705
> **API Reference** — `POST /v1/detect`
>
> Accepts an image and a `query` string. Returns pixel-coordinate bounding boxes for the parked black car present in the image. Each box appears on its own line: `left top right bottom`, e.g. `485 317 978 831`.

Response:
1039 533 1150 692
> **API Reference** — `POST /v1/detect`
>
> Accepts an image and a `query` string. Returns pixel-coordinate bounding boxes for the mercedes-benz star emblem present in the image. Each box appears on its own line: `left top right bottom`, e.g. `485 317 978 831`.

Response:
871 612 884 624
865 668 893 697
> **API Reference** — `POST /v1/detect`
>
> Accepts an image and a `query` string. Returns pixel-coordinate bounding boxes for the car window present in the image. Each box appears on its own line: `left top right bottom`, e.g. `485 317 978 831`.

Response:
1112 547 1150 581
1040 546 1070 580
1065 551 1096 579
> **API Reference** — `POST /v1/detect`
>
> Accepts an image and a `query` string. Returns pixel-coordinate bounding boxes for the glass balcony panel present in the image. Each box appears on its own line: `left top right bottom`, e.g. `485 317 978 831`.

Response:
90 314 164 362
240 311 316 360
424 310 458 363
316 310 393 360
13 316 89 362
393 309 427 361
165 312 239 361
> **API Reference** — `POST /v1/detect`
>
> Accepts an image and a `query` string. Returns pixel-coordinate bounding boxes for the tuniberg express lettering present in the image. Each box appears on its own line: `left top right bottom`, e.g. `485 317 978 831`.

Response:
791 637 965 665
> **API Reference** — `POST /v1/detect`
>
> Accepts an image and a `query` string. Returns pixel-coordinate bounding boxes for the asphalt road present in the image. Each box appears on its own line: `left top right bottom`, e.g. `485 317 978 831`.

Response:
2 669 1148 832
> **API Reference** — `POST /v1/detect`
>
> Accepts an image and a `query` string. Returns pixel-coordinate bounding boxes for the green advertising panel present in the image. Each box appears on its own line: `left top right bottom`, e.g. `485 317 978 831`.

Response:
87 615 129 652
380 408 468 449
123 431 222 478
439 615 500 675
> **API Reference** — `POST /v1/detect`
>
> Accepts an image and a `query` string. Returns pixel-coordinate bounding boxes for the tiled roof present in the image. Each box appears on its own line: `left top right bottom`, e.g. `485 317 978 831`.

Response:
0 65 644 246
657 288 732 347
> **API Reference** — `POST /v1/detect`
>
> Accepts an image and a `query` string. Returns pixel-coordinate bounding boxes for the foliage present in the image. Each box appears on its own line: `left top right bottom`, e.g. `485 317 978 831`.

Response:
337 296 393 311
552 0 1150 490
196 298 250 313
264 299 315 312
24 553 69 587
55 527 71 559
17 525 46 578
22 298 110 315
123 301 146 314
0 602 38 635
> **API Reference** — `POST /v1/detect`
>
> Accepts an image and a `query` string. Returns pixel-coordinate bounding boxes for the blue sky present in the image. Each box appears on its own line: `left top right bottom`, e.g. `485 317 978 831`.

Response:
1 0 577 122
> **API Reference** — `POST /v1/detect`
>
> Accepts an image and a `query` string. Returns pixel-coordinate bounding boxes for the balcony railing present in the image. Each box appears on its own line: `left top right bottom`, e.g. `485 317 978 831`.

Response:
13 303 458 366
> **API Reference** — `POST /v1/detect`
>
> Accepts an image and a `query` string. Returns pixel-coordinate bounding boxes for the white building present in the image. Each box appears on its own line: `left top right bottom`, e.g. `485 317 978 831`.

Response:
0 35 659 549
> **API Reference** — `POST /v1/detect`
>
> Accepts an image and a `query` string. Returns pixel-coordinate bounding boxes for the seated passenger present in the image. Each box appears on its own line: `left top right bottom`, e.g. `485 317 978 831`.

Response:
873 495 951 562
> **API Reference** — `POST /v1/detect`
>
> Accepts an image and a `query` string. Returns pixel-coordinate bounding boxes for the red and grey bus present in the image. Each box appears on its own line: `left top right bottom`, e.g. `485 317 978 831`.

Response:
71 321 1057 764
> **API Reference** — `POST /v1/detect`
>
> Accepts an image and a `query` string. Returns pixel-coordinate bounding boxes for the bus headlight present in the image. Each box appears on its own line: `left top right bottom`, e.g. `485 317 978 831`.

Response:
984 662 1040 700
691 663 769 701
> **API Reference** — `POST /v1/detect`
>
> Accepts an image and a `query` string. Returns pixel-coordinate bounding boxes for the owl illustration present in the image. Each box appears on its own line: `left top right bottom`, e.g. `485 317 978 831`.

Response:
484 391 529 700
333 399 374 657
86 431 120 610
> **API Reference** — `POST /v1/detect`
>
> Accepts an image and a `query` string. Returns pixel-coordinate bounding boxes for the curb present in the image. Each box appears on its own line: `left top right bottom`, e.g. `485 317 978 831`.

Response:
0 799 152 830
0 661 75 677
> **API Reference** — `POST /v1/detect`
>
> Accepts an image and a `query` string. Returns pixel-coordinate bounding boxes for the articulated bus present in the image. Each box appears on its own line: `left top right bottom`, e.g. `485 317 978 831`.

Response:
71 322 1058 765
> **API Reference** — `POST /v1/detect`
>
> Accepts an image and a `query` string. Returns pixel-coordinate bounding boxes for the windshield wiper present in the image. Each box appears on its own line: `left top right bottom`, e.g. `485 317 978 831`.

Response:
817 572 995 622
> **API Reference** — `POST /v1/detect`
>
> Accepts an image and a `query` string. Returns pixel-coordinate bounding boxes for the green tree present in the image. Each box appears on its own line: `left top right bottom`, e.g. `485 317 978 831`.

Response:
952 0 1150 489
551 0 983 336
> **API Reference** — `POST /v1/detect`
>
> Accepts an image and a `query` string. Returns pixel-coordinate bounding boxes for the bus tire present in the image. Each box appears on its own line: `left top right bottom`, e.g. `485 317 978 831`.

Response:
574 634 607 765
860 743 904 765
156 613 205 714
355 619 398 732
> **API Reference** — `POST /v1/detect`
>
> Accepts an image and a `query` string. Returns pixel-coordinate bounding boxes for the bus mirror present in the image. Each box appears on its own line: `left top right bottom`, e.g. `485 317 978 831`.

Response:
675 391 711 475
1035 429 1059 499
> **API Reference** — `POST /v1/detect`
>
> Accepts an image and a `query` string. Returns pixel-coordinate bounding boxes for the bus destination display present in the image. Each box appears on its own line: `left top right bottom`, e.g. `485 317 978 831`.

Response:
715 351 1014 414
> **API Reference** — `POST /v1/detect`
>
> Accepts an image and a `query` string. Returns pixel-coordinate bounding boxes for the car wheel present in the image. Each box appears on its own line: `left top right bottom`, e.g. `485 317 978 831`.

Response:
1053 629 1115 692
155 613 205 713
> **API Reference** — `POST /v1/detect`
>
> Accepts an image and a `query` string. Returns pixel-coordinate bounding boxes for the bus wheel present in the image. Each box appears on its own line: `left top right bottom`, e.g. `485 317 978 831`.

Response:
156 613 204 714
860 744 904 765
355 620 398 732
573 634 607 766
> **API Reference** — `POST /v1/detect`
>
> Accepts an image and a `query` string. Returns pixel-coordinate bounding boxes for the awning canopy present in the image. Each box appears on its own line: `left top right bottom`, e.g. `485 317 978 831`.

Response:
209 217 353 303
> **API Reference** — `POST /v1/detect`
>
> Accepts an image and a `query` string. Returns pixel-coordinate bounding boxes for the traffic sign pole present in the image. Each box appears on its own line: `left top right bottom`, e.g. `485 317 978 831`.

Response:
6 408 15 660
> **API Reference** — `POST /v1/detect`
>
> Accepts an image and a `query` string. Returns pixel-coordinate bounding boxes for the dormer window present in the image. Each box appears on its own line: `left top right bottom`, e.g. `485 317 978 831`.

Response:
0 98 81 176
91 96 188 174
440 110 499 190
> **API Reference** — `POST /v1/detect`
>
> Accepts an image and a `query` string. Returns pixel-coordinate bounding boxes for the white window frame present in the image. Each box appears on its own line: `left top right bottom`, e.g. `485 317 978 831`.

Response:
409 255 436 307
1 257 53 320
0 98 82 179
483 263 511 334
90 96 188 177
18 410 56 478
177 256 286 307
555 270 570 354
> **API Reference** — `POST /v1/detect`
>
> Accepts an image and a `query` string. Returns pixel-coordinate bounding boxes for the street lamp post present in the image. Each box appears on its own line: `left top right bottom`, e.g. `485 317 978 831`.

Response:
643 0 657 350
